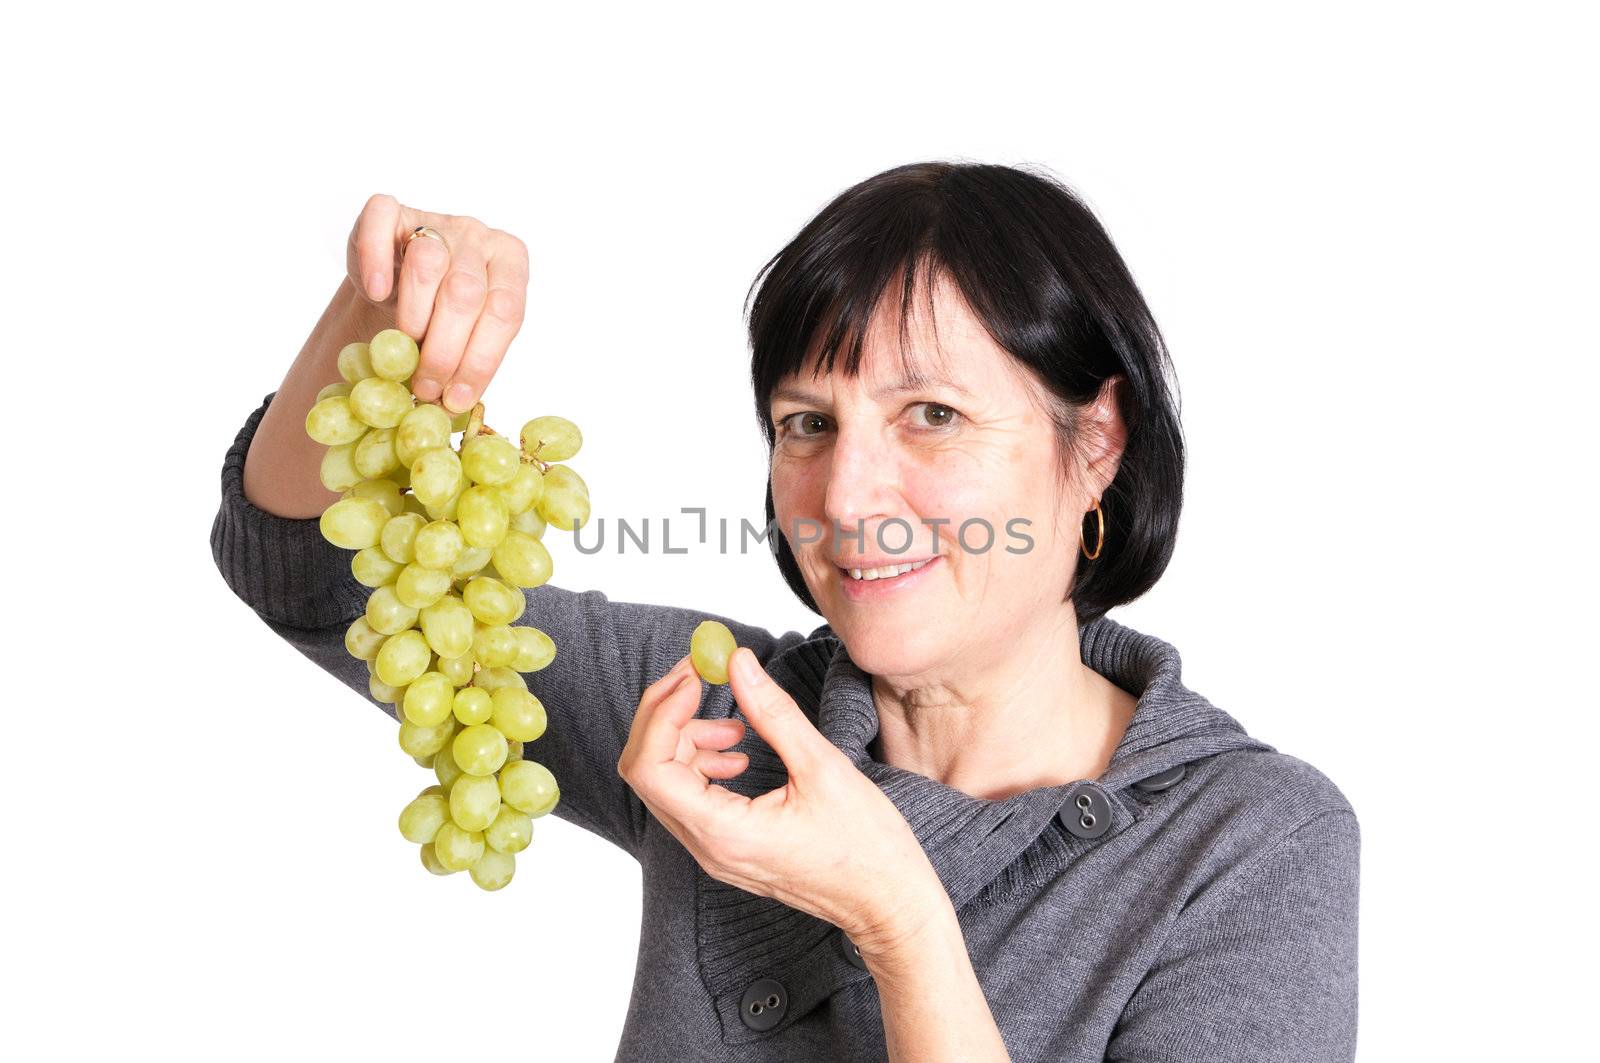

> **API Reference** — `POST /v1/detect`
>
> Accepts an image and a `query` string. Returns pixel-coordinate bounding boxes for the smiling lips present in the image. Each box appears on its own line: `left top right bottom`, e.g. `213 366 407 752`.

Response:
839 557 936 582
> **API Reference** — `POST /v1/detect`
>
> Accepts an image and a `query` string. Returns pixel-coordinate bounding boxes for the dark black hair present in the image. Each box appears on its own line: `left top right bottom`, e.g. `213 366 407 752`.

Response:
743 160 1185 629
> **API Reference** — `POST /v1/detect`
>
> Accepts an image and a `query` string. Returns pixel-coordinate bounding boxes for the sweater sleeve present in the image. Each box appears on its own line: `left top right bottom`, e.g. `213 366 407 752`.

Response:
210 390 812 859
1106 808 1361 1063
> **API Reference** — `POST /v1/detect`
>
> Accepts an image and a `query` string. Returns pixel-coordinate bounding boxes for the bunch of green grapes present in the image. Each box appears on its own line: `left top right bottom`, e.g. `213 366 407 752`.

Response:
305 327 591 891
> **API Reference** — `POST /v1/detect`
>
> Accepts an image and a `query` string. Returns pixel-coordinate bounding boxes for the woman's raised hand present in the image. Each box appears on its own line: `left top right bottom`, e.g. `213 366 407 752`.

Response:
346 193 530 415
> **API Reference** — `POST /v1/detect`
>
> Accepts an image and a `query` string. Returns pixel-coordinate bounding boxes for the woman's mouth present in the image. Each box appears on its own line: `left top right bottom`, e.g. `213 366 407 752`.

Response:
836 556 940 601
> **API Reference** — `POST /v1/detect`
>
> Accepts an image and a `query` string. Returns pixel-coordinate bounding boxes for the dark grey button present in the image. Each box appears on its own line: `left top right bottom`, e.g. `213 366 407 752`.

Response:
839 929 868 969
1058 783 1112 839
739 978 788 1032
1133 764 1187 793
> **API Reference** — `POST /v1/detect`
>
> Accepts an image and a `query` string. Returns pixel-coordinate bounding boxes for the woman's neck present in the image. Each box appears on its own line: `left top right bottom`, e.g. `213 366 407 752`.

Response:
868 610 1138 800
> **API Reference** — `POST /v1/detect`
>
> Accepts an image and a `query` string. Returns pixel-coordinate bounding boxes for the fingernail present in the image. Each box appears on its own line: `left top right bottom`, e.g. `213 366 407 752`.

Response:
444 383 473 412
732 649 763 685
414 377 441 401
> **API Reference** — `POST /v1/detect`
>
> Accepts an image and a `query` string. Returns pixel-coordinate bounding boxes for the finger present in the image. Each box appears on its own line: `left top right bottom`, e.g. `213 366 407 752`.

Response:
728 647 827 779
418 243 491 414
393 224 451 350
639 655 694 711
445 238 529 414
683 717 745 751
349 193 401 303
690 749 749 780
638 667 705 764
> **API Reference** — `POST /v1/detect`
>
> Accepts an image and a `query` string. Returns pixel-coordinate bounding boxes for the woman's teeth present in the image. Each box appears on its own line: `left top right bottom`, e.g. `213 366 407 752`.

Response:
846 559 932 582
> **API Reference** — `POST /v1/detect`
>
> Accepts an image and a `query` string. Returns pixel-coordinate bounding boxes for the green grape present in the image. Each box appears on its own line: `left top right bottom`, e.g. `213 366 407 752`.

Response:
432 821 484 872
536 464 589 530
462 576 524 626
495 463 545 514
410 447 464 508
369 674 404 705
491 530 552 589
398 793 449 844
461 434 521 486
354 427 400 478
691 620 737 685
316 380 354 403
417 784 447 799
437 651 475 687
474 667 526 694
491 687 546 742
449 773 502 832
337 341 375 383
473 624 519 668
376 629 431 687
457 485 510 548
320 497 389 550
368 328 420 382
352 546 404 588
380 512 427 565
505 738 525 762
419 595 474 659
306 396 367 446
453 723 509 777
520 415 582 461
510 506 547 539
419 842 455 876
413 752 436 769
320 441 364 492
434 743 465 791
469 848 515 891
499 760 559 817
398 714 457 758
413 520 465 570
451 545 494 579
397 404 453 467
349 376 413 429
511 626 557 672
345 477 405 518
366 586 419 636
344 616 386 661
396 563 452 610
401 491 429 517
402 672 456 727
453 687 493 726
451 407 471 432
485 806 533 854
425 480 466 522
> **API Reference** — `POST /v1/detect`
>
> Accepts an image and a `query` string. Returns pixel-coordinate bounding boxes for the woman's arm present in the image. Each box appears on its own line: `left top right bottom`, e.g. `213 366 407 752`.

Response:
865 889 1013 1062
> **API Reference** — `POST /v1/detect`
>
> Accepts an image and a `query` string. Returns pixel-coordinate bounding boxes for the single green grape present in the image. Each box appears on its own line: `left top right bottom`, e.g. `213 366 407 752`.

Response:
691 620 737 684
510 626 556 672
453 723 510 777
344 616 386 660
510 506 547 539
410 447 464 509
395 562 452 610
369 674 404 705
434 742 465 791
419 595 474 659
320 441 365 492
499 760 559 817
337 341 374 384
419 842 455 876
461 434 521 486
462 576 524 626
491 530 552 589
376 629 431 687
352 546 404 588
380 512 427 565
520 415 582 462
398 793 449 844
316 380 354 403
473 624 520 668
369 328 421 382
306 396 367 446
495 463 544 515
491 687 546 742
432 821 484 872
365 586 419 636
345 477 405 519
457 485 510 548
536 464 590 530
474 667 526 694
413 520 465 570
402 671 456 727
437 651 476 687
469 847 515 891
451 545 494 579
349 376 413 429
320 497 389 550
396 404 453 467
354 427 400 479
485 805 533 854
398 715 457 758
449 772 502 832
453 687 494 726
424 481 466 522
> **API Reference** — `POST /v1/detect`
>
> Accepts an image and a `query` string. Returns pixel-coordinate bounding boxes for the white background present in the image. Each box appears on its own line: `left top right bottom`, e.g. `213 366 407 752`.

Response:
5 2 1594 1059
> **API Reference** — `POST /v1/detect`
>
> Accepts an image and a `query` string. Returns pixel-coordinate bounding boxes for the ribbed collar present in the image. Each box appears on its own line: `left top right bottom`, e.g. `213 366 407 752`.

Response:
694 612 1275 1044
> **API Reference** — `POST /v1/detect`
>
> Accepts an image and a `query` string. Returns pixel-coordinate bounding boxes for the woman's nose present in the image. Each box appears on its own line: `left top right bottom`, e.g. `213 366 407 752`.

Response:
822 427 900 531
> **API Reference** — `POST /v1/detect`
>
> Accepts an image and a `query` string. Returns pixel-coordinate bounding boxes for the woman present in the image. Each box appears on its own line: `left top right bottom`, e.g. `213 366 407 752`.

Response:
212 162 1359 1062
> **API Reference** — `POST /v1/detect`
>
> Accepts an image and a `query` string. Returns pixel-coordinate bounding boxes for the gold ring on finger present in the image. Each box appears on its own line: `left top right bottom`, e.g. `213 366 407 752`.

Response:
404 225 450 255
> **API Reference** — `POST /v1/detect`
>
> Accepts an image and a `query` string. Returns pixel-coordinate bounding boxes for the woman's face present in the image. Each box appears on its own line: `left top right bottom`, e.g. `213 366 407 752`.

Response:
769 272 1093 681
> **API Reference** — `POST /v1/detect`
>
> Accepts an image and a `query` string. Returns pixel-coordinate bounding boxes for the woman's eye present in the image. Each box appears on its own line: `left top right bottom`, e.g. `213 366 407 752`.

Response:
781 412 829 437
910 402 960 429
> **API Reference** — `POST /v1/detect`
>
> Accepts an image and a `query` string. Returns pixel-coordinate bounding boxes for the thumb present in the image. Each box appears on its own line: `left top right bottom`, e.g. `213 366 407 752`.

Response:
728 647 828 777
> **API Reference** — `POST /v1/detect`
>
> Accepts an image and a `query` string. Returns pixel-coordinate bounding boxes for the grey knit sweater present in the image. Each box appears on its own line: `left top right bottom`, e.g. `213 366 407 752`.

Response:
212 391 1360 1062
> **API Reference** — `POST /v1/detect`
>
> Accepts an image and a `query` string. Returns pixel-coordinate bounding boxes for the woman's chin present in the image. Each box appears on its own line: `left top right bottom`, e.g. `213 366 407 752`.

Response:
830 617 942 678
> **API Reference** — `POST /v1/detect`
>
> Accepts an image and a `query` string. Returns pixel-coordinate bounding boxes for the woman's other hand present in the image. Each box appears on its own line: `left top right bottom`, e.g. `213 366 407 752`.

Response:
346 193 530 414
616 650 948 956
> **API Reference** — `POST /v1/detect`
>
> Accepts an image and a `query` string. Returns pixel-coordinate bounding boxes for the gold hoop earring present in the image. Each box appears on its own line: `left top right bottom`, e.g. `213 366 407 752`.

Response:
1080 498 1105 560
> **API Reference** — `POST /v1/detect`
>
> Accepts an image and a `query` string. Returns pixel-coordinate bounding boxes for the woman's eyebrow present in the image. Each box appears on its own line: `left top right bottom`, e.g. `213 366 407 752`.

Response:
770 373 973 407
